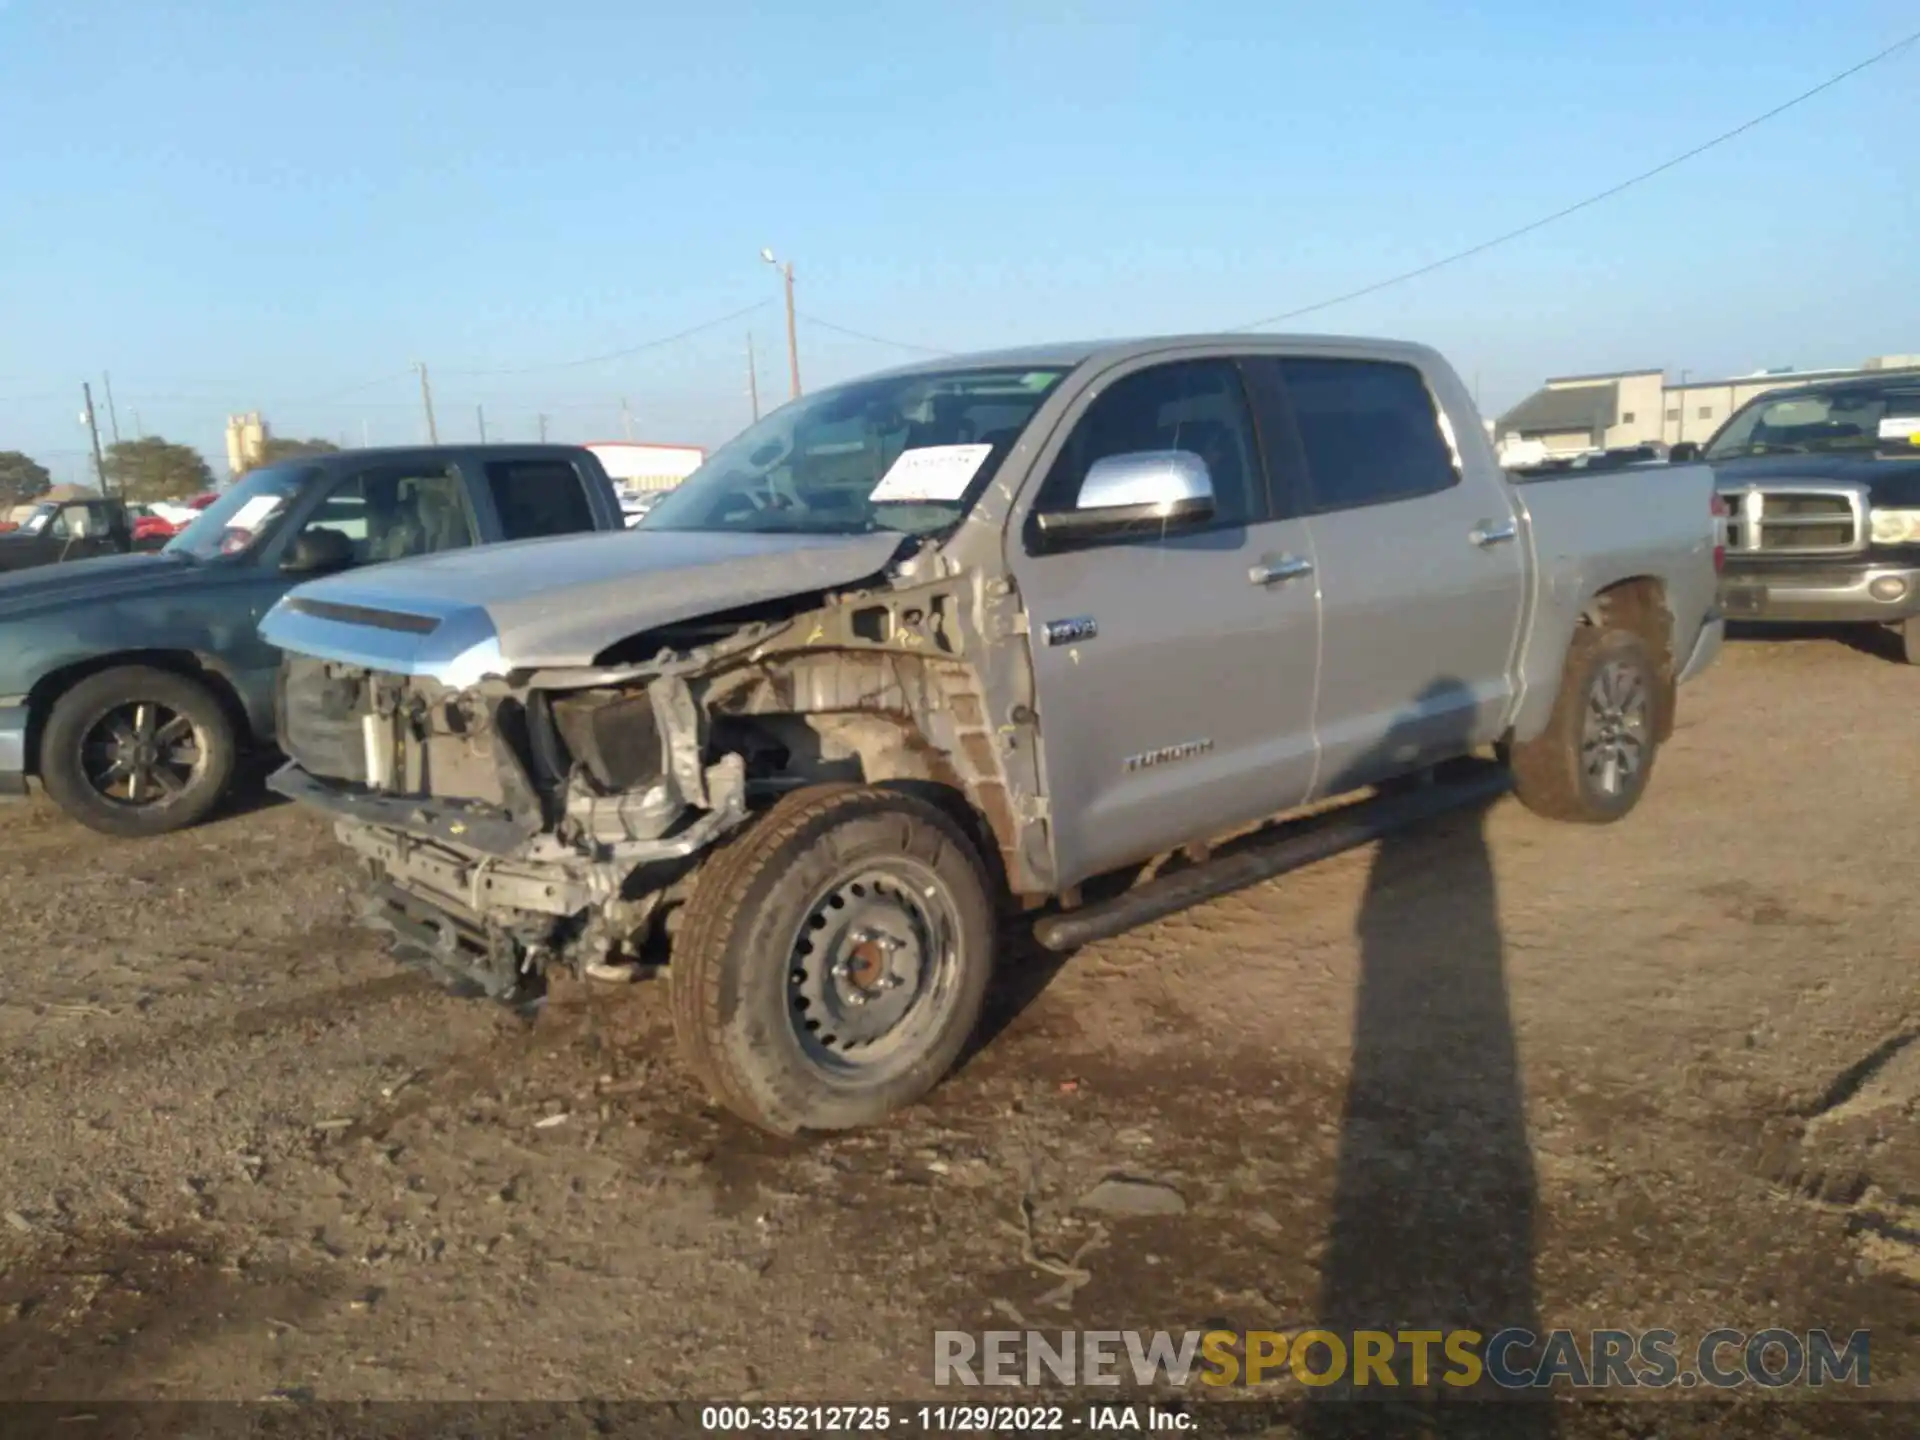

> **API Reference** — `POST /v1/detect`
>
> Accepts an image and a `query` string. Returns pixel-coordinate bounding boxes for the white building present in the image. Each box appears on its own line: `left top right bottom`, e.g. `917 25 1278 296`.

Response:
584 442 705 495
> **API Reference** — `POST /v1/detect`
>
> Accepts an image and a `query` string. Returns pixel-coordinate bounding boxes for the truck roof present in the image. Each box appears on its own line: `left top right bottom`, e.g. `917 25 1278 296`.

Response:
268 443 597 470
862 332 1444 380
1729 367 1920 401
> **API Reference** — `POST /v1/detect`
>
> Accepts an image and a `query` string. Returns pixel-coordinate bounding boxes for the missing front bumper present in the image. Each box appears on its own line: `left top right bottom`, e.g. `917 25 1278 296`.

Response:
335 819 597 919
268 761 539 858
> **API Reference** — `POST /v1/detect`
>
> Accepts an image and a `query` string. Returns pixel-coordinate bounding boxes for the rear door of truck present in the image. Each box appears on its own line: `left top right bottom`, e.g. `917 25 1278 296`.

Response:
1260 352 1529 795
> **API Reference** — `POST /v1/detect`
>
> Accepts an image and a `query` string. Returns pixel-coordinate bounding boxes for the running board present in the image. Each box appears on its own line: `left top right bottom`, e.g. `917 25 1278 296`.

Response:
1030 766 1512 952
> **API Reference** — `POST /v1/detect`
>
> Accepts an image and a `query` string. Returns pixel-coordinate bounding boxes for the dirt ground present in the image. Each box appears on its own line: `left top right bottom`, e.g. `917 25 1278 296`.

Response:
2 629 1917 1418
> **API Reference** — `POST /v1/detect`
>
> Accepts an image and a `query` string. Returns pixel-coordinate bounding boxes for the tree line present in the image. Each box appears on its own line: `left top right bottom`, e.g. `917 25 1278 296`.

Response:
0 436 341 510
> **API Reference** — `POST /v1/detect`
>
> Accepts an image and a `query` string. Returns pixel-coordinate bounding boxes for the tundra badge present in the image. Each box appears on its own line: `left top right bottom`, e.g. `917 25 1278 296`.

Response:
1122 738 1214 773
1043 616 1098 646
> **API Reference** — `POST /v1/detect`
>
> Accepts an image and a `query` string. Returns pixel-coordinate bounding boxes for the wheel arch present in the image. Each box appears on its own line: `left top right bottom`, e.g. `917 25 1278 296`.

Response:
1507 572 1677 748
23 650 255 776
702 648 1026 902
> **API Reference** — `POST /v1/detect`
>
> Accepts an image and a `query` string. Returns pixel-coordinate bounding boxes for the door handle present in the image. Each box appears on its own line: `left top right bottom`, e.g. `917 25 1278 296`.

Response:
1249 554 1313 586
1470 520 1518 548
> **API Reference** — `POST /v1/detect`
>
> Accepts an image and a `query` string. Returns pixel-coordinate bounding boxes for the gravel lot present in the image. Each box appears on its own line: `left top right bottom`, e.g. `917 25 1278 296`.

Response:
1 630 1916 1414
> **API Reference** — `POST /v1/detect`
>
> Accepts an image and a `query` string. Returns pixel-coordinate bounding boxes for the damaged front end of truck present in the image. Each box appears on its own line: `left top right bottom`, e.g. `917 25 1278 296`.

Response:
262 534 1047 1008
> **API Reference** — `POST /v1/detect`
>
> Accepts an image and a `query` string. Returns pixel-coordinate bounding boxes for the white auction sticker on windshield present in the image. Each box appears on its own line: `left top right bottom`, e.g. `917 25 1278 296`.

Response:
1879 416 1920 443
227 494 286 530
869 443 994 503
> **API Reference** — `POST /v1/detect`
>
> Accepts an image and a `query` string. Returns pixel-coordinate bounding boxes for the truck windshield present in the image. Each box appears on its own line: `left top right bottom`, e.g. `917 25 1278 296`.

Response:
165 463 319 560
641 366 1070 537
1705 387 1920 461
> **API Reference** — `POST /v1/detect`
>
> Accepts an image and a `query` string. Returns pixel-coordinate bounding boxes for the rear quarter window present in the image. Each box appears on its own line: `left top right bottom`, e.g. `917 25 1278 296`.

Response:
485 460 599 540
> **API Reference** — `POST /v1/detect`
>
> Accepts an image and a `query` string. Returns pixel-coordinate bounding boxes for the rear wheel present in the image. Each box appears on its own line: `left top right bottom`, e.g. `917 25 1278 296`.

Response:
669 785 996 1136
38 666 237 838
1508 626 1660 824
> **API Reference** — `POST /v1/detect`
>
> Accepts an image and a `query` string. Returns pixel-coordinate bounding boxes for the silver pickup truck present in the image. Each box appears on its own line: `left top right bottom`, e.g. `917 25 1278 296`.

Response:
260 335 1725 1135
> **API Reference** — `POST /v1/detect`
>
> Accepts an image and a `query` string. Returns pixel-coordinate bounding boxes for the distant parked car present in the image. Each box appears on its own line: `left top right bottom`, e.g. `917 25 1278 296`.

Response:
0 498 142 573
132 513 182 544
0 444 628 837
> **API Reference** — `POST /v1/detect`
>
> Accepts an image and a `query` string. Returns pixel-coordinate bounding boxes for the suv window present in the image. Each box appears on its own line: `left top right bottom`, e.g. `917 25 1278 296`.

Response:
486 460 598 540
1033 359 1265 530
292 464 475 566
1277 358 1458 512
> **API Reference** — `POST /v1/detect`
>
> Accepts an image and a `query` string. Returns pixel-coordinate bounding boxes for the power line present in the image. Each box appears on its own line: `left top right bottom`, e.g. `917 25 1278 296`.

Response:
798 311 952 355
290 370 416 406
441 300 772 377
1236 27 1920 330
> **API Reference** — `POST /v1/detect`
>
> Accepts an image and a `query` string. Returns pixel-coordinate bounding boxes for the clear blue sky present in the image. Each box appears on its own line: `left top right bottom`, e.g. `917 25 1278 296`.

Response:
2 0 1915 484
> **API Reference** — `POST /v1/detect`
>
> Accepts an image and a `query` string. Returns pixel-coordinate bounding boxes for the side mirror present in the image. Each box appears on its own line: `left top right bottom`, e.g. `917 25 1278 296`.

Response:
281 528 356 575
1669 442 1701 463
1034 450 1217 546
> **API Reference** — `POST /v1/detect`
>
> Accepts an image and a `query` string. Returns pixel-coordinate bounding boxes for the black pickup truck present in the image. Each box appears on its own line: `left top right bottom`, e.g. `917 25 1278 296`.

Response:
1677 371 1920 661
0 497 159 573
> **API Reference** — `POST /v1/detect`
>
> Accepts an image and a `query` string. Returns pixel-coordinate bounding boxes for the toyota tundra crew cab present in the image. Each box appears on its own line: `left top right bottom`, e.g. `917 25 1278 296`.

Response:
260 335 1725 1135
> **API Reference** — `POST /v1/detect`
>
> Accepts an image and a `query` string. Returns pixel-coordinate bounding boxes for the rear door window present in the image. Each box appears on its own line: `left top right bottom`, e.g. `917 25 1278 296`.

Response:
1275 358 1460 513
485 460 598 540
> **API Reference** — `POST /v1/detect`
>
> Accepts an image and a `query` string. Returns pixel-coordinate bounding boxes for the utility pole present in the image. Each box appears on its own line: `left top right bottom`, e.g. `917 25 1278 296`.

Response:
761 249 801 399
81 382 109 496
130 409 143 440
747 333 761 422
415 361 439 444
620 396 634 440
102 372 122 443
537 413 549 442
361 419 371 448
476 405 488 443
1677 368 1691 444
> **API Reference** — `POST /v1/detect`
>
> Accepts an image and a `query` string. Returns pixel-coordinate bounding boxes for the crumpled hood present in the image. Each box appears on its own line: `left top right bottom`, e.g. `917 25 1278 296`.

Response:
260 527 908 683
0 551 198 619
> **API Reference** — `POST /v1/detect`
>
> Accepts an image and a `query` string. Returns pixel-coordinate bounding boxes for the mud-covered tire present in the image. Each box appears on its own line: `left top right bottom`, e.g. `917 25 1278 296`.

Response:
38 665 237 838
669 785 997 1136
1508 626 1660 824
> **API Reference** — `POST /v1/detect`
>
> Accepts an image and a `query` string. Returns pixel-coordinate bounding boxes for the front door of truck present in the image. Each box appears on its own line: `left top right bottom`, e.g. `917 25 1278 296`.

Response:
1259 355 1527 794
1007 355 1322 890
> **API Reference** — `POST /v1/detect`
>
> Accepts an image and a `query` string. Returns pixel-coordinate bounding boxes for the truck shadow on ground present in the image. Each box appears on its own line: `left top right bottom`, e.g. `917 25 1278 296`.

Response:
966 682 1557 1433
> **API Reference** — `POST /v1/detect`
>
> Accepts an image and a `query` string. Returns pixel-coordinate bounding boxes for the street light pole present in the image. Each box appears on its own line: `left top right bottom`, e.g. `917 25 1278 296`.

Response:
747 332 760 422
761 249 801 400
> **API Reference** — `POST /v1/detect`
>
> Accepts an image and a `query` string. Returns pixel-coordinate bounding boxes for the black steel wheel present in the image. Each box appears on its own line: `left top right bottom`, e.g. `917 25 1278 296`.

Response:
669 785 996 1136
